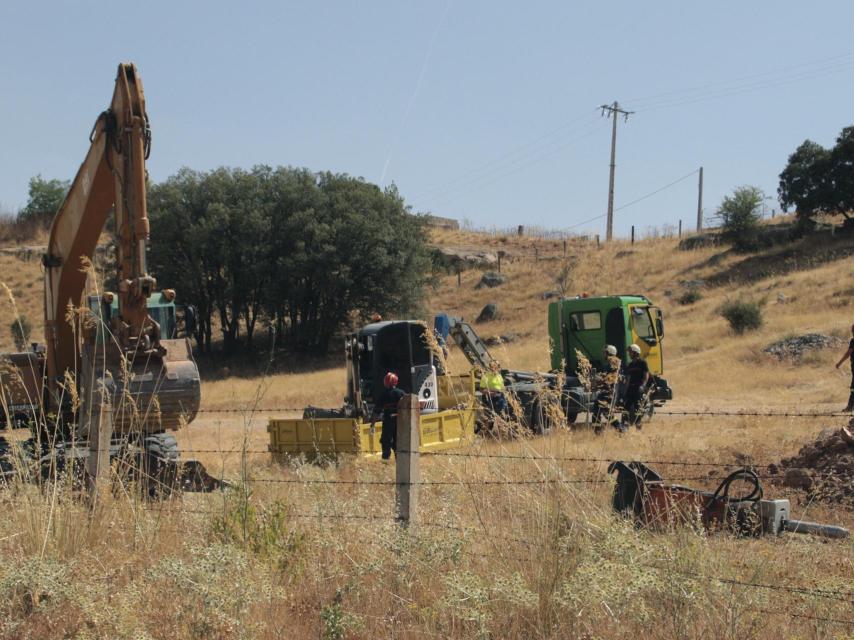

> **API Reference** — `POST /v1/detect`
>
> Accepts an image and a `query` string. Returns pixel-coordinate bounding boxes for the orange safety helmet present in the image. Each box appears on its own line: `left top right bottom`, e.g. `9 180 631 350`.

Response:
383 372 399 388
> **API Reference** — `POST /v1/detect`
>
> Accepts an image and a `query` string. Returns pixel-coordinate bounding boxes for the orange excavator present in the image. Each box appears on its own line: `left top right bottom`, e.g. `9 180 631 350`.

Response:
0 63 217 496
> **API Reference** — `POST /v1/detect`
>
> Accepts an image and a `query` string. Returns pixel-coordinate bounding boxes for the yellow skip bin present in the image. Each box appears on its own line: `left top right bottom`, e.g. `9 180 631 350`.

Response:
268 407 476 461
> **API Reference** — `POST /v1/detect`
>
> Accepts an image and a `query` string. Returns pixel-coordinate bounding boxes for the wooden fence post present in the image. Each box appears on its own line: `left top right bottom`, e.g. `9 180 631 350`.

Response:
563 240 567 257
395 395 420 527
631 226 635 245
456 266 461 287
595 234 600 248
678 219 682 238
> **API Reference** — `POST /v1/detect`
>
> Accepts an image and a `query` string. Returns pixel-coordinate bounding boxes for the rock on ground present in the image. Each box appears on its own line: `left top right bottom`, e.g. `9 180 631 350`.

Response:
432 247 499 270
484 333 518 346
476 272 507 289
476 303 499 323
763 333 844 361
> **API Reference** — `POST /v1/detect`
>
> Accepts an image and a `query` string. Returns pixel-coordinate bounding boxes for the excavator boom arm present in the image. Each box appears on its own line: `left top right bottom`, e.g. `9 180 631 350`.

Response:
43 63 157 402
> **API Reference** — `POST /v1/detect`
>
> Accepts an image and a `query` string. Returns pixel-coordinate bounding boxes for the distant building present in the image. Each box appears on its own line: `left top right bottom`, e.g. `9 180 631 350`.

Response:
422 214 460 230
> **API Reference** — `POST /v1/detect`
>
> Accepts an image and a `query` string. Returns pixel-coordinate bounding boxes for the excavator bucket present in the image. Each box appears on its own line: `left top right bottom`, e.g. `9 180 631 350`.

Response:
77 338 200 439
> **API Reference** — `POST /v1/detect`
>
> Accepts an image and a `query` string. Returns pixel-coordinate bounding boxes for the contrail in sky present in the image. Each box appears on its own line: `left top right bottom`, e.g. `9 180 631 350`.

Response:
380 0 452 187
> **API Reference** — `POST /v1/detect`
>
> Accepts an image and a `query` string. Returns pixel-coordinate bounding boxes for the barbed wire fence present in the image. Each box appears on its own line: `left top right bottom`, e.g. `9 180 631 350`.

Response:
2 394 851 628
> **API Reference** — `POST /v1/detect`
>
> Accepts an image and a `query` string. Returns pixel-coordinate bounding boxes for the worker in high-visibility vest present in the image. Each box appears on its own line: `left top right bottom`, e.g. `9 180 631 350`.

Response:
480 360 507 415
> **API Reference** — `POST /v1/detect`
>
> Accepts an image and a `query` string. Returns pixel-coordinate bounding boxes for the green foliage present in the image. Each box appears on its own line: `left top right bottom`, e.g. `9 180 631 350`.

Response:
779 126 854 225
148 166 431 353
9 315 32 351
677 289 702 305
320 601 362 640
19 175 69 224
716 186 763 252
720 298 763 334
211 499 305 571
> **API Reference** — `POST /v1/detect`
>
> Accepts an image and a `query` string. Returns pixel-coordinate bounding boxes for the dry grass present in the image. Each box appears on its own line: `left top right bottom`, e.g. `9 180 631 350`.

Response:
0 225 853 638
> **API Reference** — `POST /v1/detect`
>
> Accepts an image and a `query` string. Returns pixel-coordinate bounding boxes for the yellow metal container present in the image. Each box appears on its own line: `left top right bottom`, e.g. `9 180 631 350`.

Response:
438 371 476 410
268 407 476 461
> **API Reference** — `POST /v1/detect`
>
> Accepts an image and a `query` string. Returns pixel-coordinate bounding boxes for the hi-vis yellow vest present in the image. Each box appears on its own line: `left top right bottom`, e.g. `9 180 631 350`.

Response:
480 371 505 392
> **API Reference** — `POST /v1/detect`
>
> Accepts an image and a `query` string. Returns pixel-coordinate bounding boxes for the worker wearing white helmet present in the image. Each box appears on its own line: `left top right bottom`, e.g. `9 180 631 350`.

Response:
592 344 622 424
622 344 650 429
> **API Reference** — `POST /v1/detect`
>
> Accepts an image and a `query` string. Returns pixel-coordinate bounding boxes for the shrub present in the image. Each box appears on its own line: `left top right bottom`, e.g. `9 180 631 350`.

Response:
720 299 763 334
10 315 32 351
677 289 702 305
716 186 763 252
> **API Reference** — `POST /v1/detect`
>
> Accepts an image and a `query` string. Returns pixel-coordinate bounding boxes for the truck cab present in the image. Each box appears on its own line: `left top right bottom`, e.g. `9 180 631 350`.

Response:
548 295 662 372
548 295 672 408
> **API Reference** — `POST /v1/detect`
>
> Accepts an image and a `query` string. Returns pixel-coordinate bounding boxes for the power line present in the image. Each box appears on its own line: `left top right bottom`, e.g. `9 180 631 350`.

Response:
414 121 602 209
411 110 600 202
565 167 699 231
626 50 854 107
613 168 701 212
634 59 854 112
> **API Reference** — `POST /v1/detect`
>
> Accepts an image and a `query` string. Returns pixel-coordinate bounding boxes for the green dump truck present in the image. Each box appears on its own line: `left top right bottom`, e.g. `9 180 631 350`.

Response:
547 295 672 421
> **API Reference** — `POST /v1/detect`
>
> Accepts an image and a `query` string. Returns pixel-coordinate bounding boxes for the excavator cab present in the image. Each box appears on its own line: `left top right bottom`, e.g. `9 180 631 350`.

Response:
87 292 181 344
350 321 438 416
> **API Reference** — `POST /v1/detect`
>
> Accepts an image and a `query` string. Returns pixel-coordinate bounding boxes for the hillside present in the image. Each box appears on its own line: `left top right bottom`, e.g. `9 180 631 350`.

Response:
3 222 852 412
186 222 854 416
0 223 852 638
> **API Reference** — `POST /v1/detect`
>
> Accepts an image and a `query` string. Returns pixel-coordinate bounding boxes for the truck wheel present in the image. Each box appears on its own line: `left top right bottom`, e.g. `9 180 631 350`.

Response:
529 398 553 435
143 432 180 499
0 436 13 478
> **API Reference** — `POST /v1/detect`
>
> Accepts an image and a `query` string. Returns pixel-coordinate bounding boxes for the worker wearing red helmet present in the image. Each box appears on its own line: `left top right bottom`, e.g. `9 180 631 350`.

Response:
834 323 854 412
370 372 406 460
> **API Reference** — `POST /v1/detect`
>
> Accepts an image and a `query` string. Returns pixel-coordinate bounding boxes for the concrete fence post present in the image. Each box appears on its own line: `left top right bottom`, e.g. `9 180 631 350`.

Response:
395 394 420 527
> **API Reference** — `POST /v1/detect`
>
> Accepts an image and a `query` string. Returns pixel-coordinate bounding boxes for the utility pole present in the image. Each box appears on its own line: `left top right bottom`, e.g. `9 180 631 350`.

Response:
696 166 704 231
600 101 633 241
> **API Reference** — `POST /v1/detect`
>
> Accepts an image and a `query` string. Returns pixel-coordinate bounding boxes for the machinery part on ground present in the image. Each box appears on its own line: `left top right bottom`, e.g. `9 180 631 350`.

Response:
0 63 210 498
141 432 224 496
609 461 849 539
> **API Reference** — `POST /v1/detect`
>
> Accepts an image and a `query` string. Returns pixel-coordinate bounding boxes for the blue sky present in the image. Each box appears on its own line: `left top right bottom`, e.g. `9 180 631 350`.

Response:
1 1 853 237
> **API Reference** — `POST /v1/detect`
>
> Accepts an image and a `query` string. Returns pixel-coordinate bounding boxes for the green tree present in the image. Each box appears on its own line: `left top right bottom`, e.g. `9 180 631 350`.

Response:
778 126 854 225
148 166 430 354
19 175 70 223
716 186 763 252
